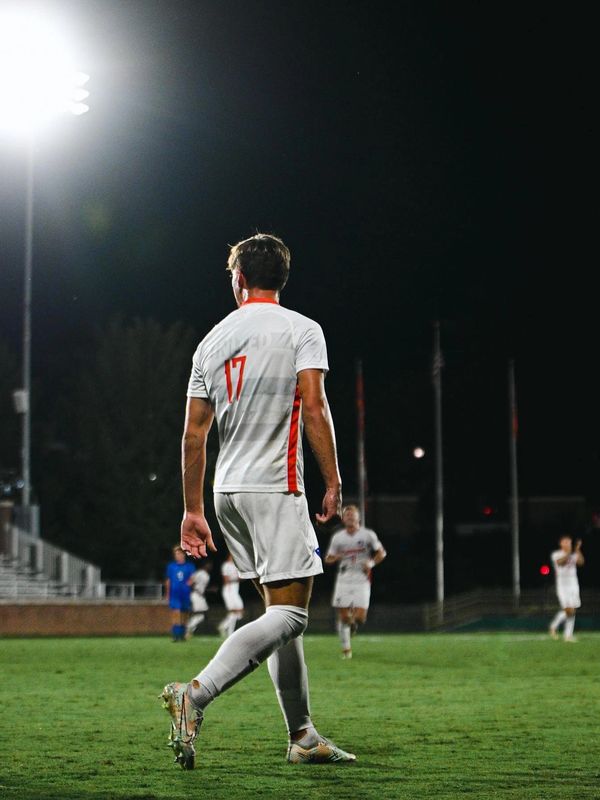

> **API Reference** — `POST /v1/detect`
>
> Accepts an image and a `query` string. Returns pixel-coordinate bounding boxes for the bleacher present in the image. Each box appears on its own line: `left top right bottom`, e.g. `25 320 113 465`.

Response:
0 522 102 600
0 554 76 598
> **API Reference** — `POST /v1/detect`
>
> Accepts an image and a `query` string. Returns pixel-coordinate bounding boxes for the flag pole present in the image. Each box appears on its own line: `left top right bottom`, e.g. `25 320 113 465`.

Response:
356 358 367 523
433 322 444 605
508 359 520 603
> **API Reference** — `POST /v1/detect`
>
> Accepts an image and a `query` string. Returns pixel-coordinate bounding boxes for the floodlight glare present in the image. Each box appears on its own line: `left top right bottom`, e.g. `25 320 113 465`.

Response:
0 7 90 134
2 8 92 509
74 72 90 86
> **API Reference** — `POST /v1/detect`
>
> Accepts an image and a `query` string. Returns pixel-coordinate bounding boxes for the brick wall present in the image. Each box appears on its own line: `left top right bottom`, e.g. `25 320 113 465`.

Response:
0 601 172 636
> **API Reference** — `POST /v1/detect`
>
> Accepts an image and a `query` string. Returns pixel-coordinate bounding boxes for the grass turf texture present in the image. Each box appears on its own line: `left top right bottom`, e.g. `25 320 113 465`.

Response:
1 634 599 800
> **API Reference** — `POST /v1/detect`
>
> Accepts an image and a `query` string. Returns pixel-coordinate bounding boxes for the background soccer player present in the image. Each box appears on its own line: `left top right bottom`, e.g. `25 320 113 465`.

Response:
186 561 213 639
325 504 387 658
217 553 244 638
161 233 355 769
165 545 196 642
549 535 585 642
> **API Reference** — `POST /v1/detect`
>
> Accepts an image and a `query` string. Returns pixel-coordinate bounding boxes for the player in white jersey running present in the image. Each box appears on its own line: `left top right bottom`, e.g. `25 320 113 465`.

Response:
186 561 213 639
325 505 386 658
218 554 244 638
549 535 584 642
161 233 355 769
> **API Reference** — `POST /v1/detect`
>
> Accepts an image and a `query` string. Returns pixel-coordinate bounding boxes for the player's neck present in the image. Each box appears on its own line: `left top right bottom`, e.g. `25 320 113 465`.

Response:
345 526 360 535
244 288 280 304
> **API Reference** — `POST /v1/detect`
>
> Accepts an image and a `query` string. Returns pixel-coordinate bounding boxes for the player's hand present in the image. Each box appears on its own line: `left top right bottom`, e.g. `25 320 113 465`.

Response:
316 487 342 526
575 539 583 550
181 512 217 559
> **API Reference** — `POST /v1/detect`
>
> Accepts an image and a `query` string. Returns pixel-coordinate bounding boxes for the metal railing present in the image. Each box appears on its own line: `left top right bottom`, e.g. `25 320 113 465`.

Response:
423 587 600 631
102 582 164 600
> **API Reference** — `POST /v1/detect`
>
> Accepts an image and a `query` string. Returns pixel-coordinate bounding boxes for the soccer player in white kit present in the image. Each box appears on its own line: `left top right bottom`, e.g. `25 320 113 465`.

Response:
325 505 386 658
186 562 212 639
549 535 585 642
161 233 355 769
218 554 244 638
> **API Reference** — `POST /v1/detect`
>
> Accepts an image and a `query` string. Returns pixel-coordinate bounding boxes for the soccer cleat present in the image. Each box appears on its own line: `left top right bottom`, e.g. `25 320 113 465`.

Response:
160 682 203 769
564 636 578 643
287 735 356 764
341 651 352 659
549 627 559 640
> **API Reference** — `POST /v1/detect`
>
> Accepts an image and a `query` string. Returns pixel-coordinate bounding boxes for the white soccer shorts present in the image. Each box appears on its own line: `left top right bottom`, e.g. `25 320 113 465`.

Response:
557 583 581 609
222 583 244 611
332 579 371 610
214 492 323 584
191 591 208 613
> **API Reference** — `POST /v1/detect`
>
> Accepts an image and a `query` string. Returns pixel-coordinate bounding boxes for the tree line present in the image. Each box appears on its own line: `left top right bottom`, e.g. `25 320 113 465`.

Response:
0 319 216 580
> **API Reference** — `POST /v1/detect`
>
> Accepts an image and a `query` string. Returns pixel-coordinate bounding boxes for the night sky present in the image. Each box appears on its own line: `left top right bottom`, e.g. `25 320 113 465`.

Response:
1 1 599 516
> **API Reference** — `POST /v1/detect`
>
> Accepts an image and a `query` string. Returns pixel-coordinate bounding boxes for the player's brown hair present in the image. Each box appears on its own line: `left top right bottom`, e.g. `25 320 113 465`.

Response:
342 504 360 516
227 233 290 291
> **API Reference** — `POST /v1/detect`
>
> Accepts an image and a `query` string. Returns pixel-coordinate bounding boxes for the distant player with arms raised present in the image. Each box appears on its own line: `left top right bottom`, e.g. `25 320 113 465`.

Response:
161 233 355 768
325 505 386 658
549 535 584 642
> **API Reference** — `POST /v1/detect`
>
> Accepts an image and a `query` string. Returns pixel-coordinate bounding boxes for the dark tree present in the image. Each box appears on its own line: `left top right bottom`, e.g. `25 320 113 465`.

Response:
41 318 215 580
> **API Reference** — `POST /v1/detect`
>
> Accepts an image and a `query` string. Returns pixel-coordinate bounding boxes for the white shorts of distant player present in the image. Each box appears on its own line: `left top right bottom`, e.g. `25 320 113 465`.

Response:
556 581 581 610
191 591 209 613
332 579 371 612
222 583 244 612
214 492 323 583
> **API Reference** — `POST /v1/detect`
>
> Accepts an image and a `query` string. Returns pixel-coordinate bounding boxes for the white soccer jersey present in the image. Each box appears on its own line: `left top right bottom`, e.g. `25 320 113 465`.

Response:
327 527 383 583
187 299 329 493
221 560 240 584
551 550 579 586
190 569 210 595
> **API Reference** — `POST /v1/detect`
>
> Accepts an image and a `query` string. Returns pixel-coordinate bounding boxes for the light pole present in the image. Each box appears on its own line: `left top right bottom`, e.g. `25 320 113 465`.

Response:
21 131 34 508
0 8 90 516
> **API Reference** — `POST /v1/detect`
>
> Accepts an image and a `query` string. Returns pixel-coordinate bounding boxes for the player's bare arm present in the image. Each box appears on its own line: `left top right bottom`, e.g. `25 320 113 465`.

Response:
325 553 340 565
363 546 387 574
181 396 217 559
575 539 585 566
298 368 342 524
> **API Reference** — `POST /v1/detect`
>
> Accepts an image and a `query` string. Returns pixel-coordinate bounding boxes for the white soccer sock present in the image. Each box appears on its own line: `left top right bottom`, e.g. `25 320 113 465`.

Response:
338 622 351 652
267 635 312 737
550 610 567 631
190 605 308 709
187 613 205 635
564 615 576 639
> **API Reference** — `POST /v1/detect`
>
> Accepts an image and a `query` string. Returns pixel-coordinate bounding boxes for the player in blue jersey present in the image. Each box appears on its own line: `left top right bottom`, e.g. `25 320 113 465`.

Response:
165 546 196 642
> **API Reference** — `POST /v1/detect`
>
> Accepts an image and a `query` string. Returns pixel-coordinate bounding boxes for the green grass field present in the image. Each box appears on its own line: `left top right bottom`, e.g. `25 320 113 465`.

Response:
1 633 599 800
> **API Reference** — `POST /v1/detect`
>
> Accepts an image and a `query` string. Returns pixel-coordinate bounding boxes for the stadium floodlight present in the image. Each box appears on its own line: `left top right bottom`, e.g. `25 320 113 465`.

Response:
0 6 90 511
0 7 90 135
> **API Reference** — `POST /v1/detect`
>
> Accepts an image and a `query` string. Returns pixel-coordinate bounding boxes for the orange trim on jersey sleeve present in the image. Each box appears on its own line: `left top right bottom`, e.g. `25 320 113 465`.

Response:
287 384 301 492
241 297 280 305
